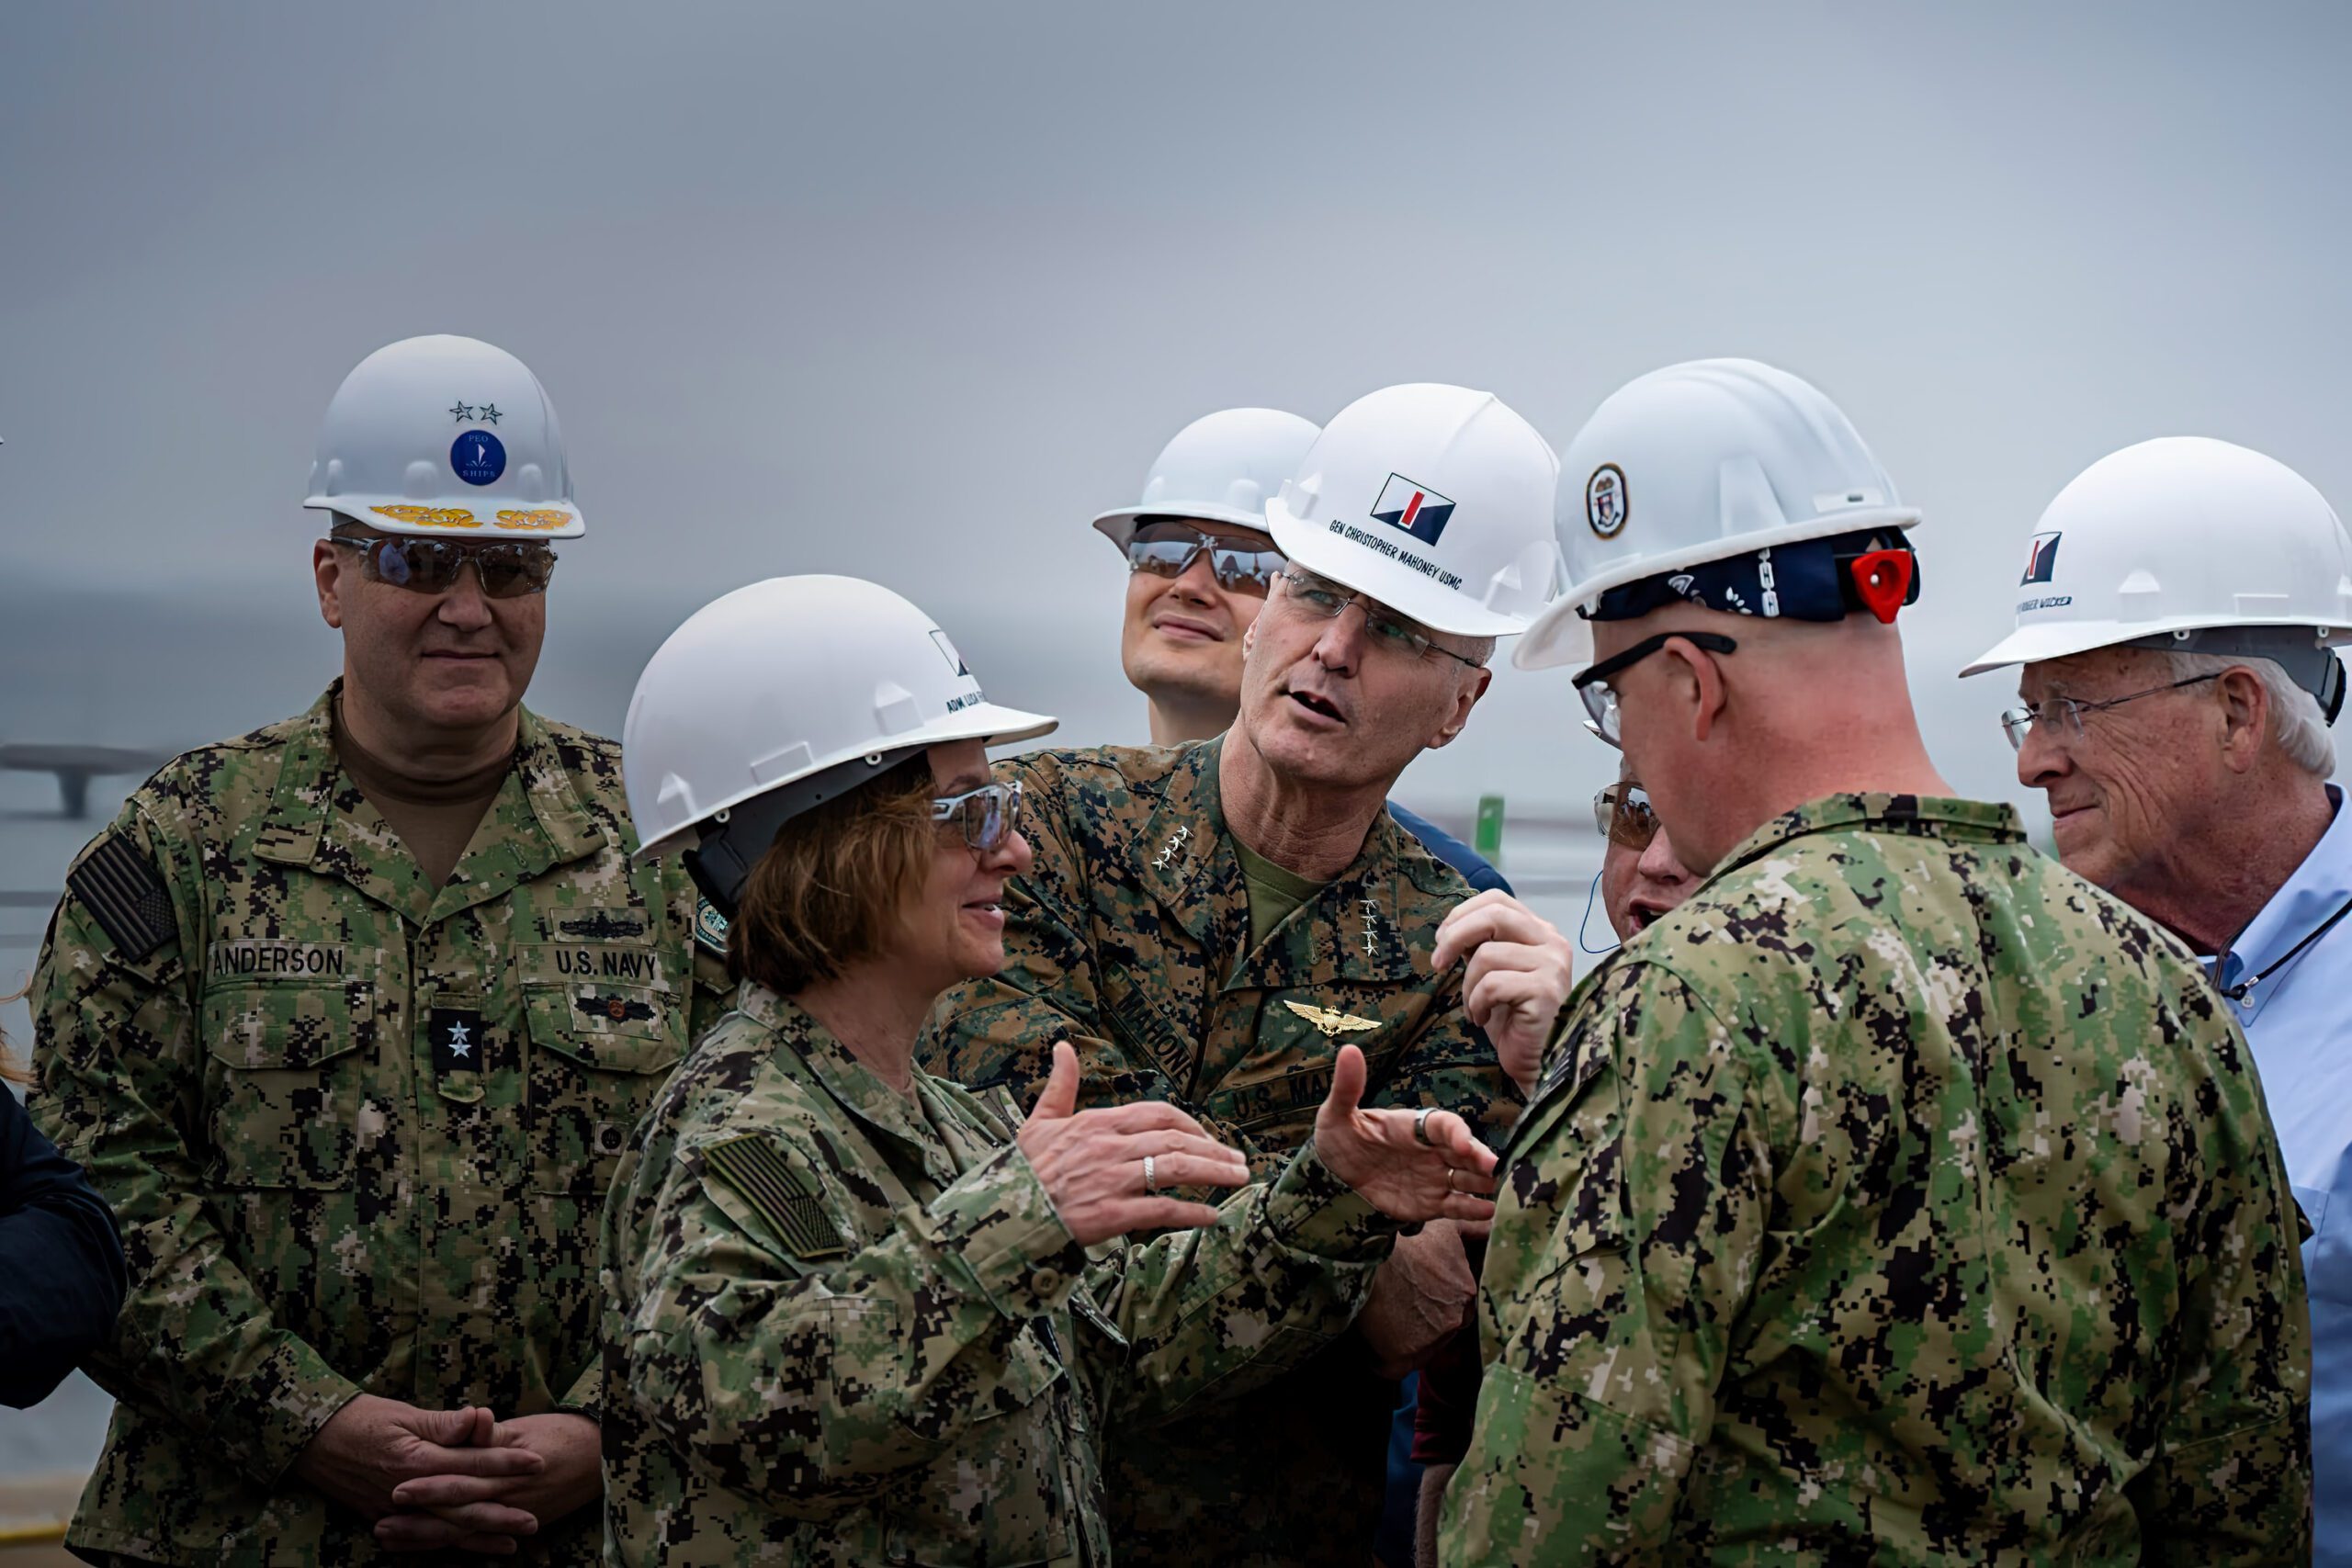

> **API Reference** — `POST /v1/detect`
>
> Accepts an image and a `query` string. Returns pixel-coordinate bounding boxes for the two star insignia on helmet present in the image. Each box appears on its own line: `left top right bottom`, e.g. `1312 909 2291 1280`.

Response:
1283 999 1380 1038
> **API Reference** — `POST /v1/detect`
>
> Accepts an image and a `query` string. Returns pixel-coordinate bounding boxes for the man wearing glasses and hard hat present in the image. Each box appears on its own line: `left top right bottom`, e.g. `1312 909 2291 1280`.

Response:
1088 404 1517 1565
1443 358 2310 1562
924 383 1576 1568
1965 435 2352 1562
32 335 729 1566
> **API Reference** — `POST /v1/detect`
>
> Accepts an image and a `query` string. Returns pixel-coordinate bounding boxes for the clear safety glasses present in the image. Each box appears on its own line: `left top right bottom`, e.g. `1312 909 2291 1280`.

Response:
1592 783 1660 852
931 779 1023 852
1998 672 2220 751
1125 522 1287 595
1272 568 1487 668
1571 631 1739 747
327 534 558 599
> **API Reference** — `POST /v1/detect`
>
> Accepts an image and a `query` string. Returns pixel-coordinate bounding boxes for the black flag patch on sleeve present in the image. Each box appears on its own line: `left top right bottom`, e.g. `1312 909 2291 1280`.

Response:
430 1008 485 1077
67 831 176 964
703 1135 846 1260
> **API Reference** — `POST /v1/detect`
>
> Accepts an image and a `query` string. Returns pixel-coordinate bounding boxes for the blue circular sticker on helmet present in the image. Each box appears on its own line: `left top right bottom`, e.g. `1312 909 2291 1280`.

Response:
450 431 506 487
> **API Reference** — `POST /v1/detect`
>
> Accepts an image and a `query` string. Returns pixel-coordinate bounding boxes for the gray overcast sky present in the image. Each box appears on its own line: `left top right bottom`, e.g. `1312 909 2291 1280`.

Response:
5 0 2350 824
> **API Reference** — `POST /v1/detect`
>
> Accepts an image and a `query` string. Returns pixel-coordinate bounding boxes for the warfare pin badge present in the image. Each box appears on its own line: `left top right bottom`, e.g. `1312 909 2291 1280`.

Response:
1586 464 1628 539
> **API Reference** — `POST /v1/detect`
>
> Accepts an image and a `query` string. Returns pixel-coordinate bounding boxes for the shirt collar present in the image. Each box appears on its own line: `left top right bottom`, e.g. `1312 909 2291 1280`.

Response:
2214 784 2352 1013
1709 792 2027 885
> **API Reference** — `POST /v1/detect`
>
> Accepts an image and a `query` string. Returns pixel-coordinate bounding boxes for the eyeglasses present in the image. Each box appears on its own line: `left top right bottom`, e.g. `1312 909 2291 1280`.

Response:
1999 672 2221 751
1570 631 1740 747
328 535 558 599
1593 782 1659 852
931 779 1023 852
1273 568 1487 669
1125 522 1287 595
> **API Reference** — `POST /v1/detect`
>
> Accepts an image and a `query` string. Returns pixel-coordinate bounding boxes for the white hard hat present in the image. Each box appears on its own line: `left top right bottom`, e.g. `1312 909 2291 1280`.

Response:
1262 384 1561 637
1517 358 1920 670
1091 408 1319 549
304 333 584 539
622 575 1057 887
1962 436 2352 680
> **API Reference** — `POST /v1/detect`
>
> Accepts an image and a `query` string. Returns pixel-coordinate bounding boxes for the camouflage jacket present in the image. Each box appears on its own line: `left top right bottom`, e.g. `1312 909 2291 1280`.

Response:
920 738 1518 1566
598 983 1399 1567
1442 794 2313 1566
31 687 729 1567
920 739 1518 1178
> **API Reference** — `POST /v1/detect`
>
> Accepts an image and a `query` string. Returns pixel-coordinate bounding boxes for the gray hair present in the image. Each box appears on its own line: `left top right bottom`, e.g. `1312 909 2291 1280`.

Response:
2166 650 2335 776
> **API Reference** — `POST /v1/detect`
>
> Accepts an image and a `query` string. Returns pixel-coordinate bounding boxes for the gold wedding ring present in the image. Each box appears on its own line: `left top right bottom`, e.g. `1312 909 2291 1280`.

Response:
1144 1154 1158 1195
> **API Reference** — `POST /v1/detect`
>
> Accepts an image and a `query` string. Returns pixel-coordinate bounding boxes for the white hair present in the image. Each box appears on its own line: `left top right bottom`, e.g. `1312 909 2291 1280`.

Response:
2165 650 2335 777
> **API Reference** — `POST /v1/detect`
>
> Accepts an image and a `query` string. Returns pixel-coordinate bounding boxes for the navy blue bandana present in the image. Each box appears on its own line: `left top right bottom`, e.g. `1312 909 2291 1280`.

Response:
1584 526 1921 626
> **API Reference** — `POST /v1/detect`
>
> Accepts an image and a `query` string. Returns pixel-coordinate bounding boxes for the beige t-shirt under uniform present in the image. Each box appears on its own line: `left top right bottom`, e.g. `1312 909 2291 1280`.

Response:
331 700 514 888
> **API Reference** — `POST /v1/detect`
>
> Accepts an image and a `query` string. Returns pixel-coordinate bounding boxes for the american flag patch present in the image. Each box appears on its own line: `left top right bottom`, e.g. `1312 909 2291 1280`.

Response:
67 831 175 964
704 1135 846 1260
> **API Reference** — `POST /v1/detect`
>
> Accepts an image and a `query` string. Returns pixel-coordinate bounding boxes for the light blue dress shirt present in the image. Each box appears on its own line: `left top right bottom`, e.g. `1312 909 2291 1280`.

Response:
2213 784 2352 1563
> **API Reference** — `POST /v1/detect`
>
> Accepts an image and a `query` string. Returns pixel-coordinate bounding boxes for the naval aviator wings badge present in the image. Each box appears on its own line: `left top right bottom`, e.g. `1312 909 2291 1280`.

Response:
1284 999 1381 1039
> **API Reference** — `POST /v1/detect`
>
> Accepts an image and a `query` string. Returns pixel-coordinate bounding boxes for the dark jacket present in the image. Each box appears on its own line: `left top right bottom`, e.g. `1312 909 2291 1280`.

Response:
1 1084 124 1407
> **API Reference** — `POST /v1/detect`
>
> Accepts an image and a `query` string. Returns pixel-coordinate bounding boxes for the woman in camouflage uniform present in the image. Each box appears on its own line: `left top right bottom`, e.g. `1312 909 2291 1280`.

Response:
595 577 1497 1567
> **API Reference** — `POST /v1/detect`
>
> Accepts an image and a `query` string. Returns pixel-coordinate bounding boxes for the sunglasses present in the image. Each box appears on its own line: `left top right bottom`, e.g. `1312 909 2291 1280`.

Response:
932 779 1023 852
329 534 559 599
1593 782 1660 852
1125 521 1287 595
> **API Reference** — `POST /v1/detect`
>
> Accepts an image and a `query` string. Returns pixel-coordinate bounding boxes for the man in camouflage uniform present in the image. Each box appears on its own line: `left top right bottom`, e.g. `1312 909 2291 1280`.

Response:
32 334 728 1565
924 383 1574 1566
1442 358 2312 1562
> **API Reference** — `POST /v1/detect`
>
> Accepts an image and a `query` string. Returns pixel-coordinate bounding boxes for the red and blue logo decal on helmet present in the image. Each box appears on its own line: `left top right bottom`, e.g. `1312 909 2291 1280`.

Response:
2021 531 2062 585
1370 474 1454 546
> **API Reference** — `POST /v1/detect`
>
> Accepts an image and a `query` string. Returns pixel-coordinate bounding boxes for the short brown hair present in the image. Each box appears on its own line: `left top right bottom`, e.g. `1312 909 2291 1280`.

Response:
729 756 937 996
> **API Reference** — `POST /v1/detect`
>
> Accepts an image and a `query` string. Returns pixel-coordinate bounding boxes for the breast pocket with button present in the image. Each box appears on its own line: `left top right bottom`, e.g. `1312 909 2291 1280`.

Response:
525 976 685 1195
200 974 377 1190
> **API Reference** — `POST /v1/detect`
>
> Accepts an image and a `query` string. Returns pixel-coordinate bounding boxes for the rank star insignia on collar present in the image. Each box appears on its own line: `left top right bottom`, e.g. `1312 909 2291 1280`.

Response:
1153 823 1193 871
1284 999 1380 1038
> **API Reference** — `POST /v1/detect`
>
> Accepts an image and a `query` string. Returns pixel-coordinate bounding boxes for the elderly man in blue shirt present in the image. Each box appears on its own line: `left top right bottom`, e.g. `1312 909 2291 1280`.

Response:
1965 434 2338 1551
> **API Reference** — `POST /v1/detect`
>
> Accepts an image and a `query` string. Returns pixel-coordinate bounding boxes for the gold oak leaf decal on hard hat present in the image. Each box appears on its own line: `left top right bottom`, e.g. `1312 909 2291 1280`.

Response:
1284 1000 1381 1038
703 1136 847 1260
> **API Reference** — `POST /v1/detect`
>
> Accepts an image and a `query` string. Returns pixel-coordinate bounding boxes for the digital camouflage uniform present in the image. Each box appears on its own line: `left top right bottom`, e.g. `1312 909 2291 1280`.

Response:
600 982 1402 1566
921 739 1521 1567
32 686 730 1566
1442 794 2313 1565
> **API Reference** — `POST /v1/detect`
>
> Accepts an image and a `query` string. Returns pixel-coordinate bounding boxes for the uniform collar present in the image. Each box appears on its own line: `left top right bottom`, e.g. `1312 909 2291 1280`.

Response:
1709 793 2027 886
739 982 963 1187
2214 784 2352 1022
253 682 607 922
1136 735 1421 986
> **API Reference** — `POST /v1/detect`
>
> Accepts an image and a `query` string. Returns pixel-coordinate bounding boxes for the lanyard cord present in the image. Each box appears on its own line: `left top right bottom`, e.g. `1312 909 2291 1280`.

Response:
2222 892 2352 1001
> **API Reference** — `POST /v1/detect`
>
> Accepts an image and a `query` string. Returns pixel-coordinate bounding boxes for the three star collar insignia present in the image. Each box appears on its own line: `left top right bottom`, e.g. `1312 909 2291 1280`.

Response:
1284 999 1380 1039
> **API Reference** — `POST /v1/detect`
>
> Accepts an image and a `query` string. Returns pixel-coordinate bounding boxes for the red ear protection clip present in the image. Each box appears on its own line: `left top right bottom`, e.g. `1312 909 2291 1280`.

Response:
1849 549 1914 625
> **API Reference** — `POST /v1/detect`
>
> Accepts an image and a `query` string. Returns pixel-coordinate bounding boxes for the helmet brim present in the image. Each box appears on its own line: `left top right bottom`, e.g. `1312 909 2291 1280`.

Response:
634 702 1058 863
1263 494 1532 639
305 493 586 540
1961 615 2352 678
1091 504 1275 551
